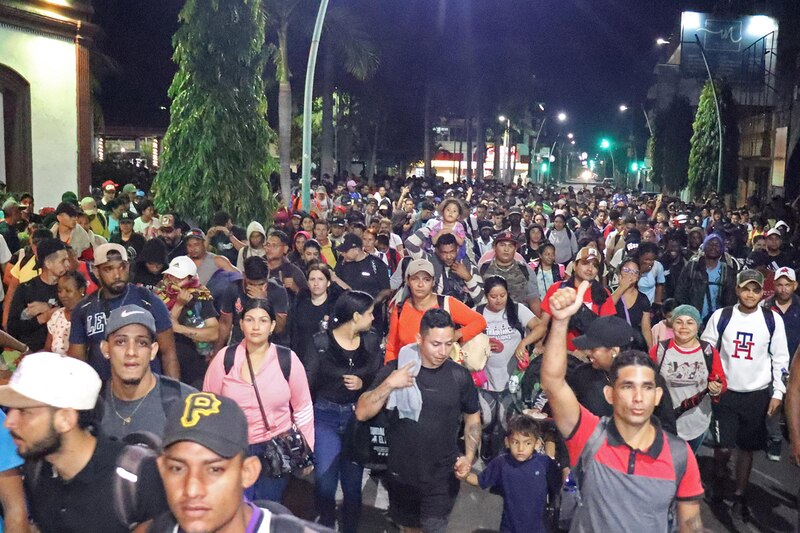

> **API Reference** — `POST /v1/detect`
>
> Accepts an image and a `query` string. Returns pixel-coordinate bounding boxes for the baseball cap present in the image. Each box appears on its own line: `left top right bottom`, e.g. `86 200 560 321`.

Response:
674 214 688 225
162 392 249 458
329 217 345 227
55 202 81 217
774 266 796 282
507 206 522 216
35 239 67 268
185 228 206 241
105 305 156 337
159 214 176 229
119 212 134 224
94 243 128 265
598 200 608 208
0 352 101 410
775 220 790 231
573 316 636 350
336 233 363 253
575 246 600 265
80 196 97 215
163 256 197 279
101 180 118 191
766 228 782 238
736 269 764 288
424 190 435 197
493 231 518 245
122 184 137 194
406 258 434 278
346 179 357 188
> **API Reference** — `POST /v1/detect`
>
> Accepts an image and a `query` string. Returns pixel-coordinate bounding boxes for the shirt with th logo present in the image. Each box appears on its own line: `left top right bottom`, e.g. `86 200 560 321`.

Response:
701 305 790 398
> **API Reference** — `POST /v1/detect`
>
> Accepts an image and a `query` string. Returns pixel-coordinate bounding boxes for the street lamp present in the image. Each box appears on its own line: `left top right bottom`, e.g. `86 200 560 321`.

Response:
567 133 574 139
498 115 512 183
557 112 567 122
656 37 670 45
619 104 628 112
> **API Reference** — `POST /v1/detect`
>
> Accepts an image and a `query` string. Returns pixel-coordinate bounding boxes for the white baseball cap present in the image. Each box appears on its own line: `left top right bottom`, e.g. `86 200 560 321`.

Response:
775 266 796 282
0 352 101 410
766 228 782 238
163 256 197 279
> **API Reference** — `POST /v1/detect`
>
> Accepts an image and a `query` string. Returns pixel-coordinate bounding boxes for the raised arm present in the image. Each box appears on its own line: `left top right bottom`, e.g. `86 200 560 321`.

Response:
540 281 590 438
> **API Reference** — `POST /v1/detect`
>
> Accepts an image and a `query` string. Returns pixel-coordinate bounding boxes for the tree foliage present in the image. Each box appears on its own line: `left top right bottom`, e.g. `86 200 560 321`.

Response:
650 96 693 193
688 80 739 197
154 0 277 227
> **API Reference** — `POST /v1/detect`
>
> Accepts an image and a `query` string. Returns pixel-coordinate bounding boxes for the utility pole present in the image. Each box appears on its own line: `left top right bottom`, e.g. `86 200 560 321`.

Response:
694 34 724 195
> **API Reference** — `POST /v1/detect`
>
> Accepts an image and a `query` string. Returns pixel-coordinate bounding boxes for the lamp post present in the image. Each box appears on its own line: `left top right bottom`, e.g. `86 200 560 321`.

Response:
301 0 331 211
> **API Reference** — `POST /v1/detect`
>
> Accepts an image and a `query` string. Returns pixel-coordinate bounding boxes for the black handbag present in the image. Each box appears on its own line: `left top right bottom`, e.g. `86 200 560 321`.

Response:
343 410 389 471
245 347 314 478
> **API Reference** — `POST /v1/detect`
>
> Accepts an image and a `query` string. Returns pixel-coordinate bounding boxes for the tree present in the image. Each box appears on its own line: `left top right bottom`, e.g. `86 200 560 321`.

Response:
688 80 739 197
154 0 276 227
649 96 693 193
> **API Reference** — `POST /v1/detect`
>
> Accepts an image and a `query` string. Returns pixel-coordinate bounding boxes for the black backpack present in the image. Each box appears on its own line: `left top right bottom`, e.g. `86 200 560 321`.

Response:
714 305 775 354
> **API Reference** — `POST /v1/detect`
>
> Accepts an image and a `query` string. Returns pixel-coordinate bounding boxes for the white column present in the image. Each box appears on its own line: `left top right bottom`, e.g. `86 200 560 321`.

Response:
0 92 5 185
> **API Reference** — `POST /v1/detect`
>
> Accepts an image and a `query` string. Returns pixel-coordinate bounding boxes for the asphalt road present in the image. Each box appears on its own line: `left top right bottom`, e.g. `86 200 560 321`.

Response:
282 439 799 532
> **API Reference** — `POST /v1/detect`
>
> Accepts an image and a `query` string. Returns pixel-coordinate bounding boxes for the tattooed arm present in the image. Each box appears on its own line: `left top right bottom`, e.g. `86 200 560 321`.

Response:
677 501 703 533
355 362 415 421
455 412 482 478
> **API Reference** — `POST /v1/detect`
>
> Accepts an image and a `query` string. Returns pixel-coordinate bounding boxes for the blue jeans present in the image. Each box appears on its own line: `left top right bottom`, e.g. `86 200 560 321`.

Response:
313 398 363 533
245 442 291 502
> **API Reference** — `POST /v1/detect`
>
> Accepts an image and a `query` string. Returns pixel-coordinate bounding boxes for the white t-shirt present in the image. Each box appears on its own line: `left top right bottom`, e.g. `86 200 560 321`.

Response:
483 303 535 392
701 305 789 397
638 260 665 303
656 340 713 440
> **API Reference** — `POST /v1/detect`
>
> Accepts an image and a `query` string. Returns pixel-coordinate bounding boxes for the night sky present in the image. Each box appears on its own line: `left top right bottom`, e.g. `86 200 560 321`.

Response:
93 0 685 151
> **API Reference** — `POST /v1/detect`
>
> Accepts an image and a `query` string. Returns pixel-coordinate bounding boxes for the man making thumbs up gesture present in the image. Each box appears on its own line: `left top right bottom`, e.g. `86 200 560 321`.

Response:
541 281 706 533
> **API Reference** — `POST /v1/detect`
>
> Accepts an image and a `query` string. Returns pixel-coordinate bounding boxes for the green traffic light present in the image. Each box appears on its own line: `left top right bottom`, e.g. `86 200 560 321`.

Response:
600 139 611 149
630 161 639 172
540 162 549 173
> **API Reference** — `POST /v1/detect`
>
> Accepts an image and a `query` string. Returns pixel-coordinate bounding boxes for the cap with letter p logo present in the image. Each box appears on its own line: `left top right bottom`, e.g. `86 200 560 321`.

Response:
162 392 249 458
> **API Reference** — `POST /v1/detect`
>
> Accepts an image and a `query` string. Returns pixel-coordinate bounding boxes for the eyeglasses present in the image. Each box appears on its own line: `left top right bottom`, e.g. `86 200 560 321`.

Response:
621 267 640 275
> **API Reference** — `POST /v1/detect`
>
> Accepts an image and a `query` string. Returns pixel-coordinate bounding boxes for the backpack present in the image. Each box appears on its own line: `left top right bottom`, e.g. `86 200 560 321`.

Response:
561 417 688 529
545 226 573 241
224 342 292 382
714 305 775 355
26 431 164 530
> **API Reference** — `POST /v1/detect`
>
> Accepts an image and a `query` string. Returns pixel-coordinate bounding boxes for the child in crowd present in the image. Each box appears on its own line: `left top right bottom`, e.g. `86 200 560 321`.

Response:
651 298 677 345
427 198 467 259
457 415 560 533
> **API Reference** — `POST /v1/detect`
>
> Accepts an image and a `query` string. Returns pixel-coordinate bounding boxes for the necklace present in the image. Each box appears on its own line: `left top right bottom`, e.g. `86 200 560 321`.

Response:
109 386 152 425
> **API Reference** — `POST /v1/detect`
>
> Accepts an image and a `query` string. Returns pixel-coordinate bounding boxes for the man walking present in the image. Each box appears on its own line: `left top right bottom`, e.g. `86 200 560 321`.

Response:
356 309 481 533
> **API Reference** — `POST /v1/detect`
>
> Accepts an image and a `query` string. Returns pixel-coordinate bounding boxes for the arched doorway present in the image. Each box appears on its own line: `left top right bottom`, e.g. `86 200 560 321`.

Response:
0 65 32 193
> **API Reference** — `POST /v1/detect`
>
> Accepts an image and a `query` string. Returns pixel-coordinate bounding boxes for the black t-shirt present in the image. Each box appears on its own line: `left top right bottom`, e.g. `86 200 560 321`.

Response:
567 363 677 434
305 329 383 404
745 249 796 270
220 280 289 345
614 291 651 329
209 227 246 264
174 296 219 388
110 232 147 261
288 295 334 360
369 358 480 486
7 276 59 351
267 260 309 305
23 436 169 533
335 254 390 297
163 238 187 262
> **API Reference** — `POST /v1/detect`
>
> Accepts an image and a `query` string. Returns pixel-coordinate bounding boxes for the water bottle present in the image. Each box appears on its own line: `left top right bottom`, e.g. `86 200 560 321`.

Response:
185 309 212 358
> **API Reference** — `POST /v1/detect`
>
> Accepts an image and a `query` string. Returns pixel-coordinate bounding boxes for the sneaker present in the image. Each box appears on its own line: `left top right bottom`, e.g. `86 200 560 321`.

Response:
767 439 782 462
731 495 751 522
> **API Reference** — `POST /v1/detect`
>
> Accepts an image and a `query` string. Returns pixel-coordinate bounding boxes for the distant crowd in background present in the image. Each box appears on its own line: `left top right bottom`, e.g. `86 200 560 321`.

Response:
0 172 798 532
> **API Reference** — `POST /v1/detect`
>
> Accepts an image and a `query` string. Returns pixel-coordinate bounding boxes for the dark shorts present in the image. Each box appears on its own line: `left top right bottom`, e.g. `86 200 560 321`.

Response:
387 475 460 532
711 389 771 451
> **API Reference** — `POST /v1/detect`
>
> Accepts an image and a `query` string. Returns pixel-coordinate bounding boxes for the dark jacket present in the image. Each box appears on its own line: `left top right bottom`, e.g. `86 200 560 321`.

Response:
674 255 737 322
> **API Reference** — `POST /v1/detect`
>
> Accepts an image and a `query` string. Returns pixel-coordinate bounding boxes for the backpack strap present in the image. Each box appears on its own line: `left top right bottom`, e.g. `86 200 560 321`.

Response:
760 306 775 355
518 262 530 280
113 444 158 529
158 375 182 414
476 304 486 315
224 344 238 375
275 344 292 383
438 294 446 310
699 340 716 376
574 417 610 489
655 339 670 374
479 262 489 277
715 306 734 351
665 430 689 494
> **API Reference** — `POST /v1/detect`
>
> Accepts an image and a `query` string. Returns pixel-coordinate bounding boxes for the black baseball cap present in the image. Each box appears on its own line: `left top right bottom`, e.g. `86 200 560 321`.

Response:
572 316 636 350
337 233 363 253
162 392 249 458
119 212 134 224
105 305 156 337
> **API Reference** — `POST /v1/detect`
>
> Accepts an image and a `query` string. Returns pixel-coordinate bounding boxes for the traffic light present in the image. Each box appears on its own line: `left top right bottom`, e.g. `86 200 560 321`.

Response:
540 162 549 173
600 138 611 150
630 161 639 172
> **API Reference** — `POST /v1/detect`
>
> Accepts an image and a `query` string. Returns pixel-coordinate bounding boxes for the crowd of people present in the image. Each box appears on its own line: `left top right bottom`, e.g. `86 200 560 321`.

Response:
0 174 798 532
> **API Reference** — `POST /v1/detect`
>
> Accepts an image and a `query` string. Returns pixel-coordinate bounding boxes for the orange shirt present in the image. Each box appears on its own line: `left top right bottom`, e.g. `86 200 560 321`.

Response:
384 295 487 363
